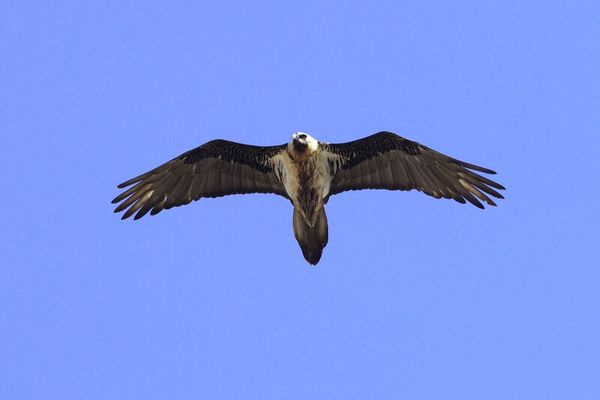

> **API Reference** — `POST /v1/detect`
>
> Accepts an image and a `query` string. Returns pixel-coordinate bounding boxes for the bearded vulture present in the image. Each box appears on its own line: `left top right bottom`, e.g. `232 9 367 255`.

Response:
112 131 505 265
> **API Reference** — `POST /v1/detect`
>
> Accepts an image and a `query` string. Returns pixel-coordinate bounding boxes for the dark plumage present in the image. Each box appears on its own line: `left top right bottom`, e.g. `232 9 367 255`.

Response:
112 140 287 220
323 132 505 209
113 131 505 264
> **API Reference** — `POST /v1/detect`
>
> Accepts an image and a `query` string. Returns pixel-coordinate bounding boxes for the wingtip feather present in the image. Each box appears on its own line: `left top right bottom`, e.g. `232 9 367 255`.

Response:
117 180 134 189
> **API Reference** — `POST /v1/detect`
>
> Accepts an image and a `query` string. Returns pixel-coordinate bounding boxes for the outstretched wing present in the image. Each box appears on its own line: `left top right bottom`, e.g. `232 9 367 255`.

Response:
112 139 288 220
322 131 505 208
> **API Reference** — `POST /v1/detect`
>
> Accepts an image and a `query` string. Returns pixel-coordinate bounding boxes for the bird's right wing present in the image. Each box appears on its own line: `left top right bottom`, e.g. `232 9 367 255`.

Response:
322 131 505 208
112 139 288 220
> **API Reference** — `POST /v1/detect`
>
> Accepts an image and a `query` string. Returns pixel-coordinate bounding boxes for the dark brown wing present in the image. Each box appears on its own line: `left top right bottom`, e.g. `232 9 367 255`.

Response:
112 139 288 220
322 131 505 208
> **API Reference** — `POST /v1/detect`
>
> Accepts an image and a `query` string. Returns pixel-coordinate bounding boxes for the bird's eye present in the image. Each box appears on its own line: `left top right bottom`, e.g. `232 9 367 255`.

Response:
298 134 307 140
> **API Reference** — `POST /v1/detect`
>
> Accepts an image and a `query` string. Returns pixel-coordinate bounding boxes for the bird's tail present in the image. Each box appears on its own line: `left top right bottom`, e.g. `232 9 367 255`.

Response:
293 206 328 265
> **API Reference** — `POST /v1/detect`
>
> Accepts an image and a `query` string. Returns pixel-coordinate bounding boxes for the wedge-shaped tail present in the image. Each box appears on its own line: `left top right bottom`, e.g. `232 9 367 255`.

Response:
293 207 328 265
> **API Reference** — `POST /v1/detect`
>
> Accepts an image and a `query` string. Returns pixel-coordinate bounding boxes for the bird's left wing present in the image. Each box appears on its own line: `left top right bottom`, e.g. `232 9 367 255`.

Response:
112 139 288 220
321 131 505 208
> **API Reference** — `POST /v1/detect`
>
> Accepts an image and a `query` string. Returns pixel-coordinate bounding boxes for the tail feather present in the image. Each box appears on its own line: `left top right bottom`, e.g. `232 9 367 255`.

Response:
293 207 328 265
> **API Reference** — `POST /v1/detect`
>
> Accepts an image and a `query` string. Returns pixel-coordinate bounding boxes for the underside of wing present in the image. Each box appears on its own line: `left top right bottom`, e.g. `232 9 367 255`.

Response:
323 131 505 209
112 139 288 220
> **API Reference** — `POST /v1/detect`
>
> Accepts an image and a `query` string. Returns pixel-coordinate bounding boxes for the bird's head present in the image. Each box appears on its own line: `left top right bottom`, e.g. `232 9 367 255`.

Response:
290 132 318 154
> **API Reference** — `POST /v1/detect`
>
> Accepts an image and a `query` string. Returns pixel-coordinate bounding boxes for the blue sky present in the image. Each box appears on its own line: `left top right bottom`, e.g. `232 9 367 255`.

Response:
2 1 599 398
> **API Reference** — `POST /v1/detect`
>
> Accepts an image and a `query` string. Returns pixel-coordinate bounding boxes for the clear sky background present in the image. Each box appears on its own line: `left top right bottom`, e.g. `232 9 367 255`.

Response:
2 1 599 398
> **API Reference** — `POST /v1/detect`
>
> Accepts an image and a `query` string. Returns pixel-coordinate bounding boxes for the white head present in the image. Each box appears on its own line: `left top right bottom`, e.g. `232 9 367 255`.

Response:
290 132 318 153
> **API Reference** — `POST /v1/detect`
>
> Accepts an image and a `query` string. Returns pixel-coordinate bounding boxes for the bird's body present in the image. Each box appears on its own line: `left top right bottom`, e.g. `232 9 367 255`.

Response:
112 131 505 265
275 133 330 225
275 133 332 263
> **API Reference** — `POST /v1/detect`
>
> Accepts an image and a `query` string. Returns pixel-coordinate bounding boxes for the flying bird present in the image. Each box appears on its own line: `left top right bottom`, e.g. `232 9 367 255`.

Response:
112 131 505 265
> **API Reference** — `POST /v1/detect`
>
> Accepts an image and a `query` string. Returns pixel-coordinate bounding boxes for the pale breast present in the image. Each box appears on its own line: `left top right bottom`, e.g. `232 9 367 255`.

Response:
272 151 332 209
